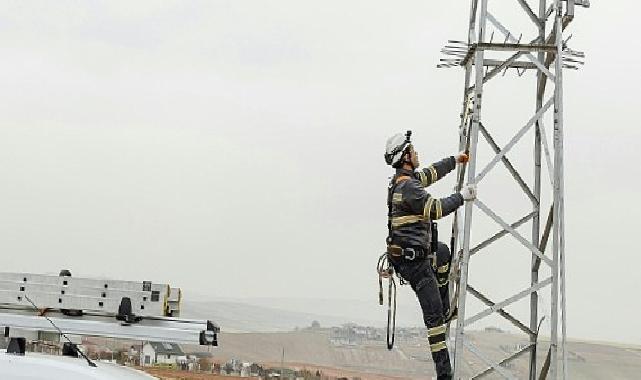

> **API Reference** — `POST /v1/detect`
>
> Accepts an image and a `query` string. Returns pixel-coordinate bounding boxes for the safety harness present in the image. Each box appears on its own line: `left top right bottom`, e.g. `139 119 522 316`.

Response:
377 174 408 350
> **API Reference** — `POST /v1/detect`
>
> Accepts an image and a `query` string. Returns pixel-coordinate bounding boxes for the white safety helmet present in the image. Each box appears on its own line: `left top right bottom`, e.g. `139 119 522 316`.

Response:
384 131 412 167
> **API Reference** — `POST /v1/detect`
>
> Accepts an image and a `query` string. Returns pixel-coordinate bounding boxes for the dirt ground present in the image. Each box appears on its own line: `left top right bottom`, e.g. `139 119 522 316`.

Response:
139 365 409 380
264 362 412 380
139 367 244 380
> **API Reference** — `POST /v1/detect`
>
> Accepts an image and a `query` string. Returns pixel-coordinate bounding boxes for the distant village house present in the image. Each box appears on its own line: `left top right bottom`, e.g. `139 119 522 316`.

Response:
140 342 187 366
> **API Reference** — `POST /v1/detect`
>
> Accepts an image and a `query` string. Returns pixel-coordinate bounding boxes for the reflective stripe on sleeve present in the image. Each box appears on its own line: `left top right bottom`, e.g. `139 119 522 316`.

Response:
428 166 438 183
417 171 429 187
423 197 435 220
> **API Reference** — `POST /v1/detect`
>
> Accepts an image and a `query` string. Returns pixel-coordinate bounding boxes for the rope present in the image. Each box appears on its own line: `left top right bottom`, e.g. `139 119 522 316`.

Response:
377 253 397 350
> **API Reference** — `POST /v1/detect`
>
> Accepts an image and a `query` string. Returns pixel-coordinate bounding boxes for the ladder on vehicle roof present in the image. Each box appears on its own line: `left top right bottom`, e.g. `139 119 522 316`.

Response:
0 271 219 346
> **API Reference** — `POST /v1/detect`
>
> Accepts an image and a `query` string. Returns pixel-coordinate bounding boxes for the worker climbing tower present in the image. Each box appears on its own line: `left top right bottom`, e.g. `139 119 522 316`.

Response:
439 0 588 378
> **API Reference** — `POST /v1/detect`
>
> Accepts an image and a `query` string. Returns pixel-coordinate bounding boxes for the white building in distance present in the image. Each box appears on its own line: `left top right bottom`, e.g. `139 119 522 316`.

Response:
140 342 186 366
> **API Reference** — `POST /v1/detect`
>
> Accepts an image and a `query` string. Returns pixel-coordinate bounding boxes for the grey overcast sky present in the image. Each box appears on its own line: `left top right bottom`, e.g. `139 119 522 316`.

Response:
0 1 638 344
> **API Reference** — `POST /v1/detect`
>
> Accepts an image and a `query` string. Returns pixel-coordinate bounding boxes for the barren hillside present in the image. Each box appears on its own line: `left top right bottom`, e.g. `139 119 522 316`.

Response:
185 330 641 379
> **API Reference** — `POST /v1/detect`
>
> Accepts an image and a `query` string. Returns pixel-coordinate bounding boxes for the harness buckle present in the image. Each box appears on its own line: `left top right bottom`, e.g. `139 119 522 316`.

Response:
403 248 417 261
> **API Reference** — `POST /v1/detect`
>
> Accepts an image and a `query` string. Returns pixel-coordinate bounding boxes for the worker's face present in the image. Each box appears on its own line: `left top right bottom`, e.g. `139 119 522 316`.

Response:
409 146 420 167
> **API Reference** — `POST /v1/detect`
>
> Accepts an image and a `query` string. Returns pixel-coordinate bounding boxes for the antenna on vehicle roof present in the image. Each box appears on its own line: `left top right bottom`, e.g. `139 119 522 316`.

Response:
23 295 97 368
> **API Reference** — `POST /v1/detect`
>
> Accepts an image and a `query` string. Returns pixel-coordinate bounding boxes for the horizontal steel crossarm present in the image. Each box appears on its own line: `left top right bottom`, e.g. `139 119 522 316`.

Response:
0 312 218 346
515 0 543 29
463 339 518 380
486 12 555 80
465 34 539 93
465 276 553 326
470 211 537 257
483 60 577 71
470 34 541 88
472 343 534 379
479 123 537 204
466 52 527 94
467 284 535 336
475 96 554 183
483 58 535 69
477 42 556 52
461 43 554 66
475 199 552 266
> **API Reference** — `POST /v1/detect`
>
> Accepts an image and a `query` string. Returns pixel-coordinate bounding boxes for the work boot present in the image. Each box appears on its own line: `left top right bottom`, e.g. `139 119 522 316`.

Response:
437 373 452 380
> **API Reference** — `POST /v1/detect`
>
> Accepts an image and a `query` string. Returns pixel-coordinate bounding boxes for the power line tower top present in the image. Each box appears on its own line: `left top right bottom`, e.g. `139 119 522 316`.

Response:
439 1 588 379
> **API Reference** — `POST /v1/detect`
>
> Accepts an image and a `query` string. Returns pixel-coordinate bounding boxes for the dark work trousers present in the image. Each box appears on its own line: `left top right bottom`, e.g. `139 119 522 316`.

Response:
391 246 452 380
434 242 452 317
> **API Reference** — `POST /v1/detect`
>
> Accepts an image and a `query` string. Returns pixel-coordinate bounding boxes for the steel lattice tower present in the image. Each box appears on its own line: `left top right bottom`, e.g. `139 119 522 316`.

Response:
439 1 588 378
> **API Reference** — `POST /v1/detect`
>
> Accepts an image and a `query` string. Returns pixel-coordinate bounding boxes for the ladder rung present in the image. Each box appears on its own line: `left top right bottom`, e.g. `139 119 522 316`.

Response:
0 272 181 317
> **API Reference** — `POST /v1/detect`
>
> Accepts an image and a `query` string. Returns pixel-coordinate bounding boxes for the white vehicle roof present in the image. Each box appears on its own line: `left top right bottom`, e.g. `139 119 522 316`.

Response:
0 350 156 380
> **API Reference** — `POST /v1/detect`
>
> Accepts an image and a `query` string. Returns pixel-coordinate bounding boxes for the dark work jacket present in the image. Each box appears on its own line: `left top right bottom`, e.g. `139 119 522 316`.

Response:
387 157 463 249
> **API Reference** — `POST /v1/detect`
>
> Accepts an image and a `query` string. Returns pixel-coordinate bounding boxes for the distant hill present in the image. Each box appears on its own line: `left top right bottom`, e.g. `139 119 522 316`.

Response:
180 296 426 332
179 298 641 378
181 300 381 332
186 329 641 380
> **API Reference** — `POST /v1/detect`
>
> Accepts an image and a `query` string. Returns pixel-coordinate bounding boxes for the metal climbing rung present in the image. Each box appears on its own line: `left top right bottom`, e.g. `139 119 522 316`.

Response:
0 272 180 317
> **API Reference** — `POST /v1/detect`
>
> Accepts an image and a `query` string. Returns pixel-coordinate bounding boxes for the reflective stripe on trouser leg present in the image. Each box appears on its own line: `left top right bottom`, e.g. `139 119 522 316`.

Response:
415 271 451 377
428 324 448 352
392 258 452 378
427 324 451 378
428 325 446 335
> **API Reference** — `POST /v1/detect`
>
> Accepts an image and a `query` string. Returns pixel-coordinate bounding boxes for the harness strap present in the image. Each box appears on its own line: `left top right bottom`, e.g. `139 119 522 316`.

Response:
390 215 425 227
395 175 411 184
387 175 410 240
